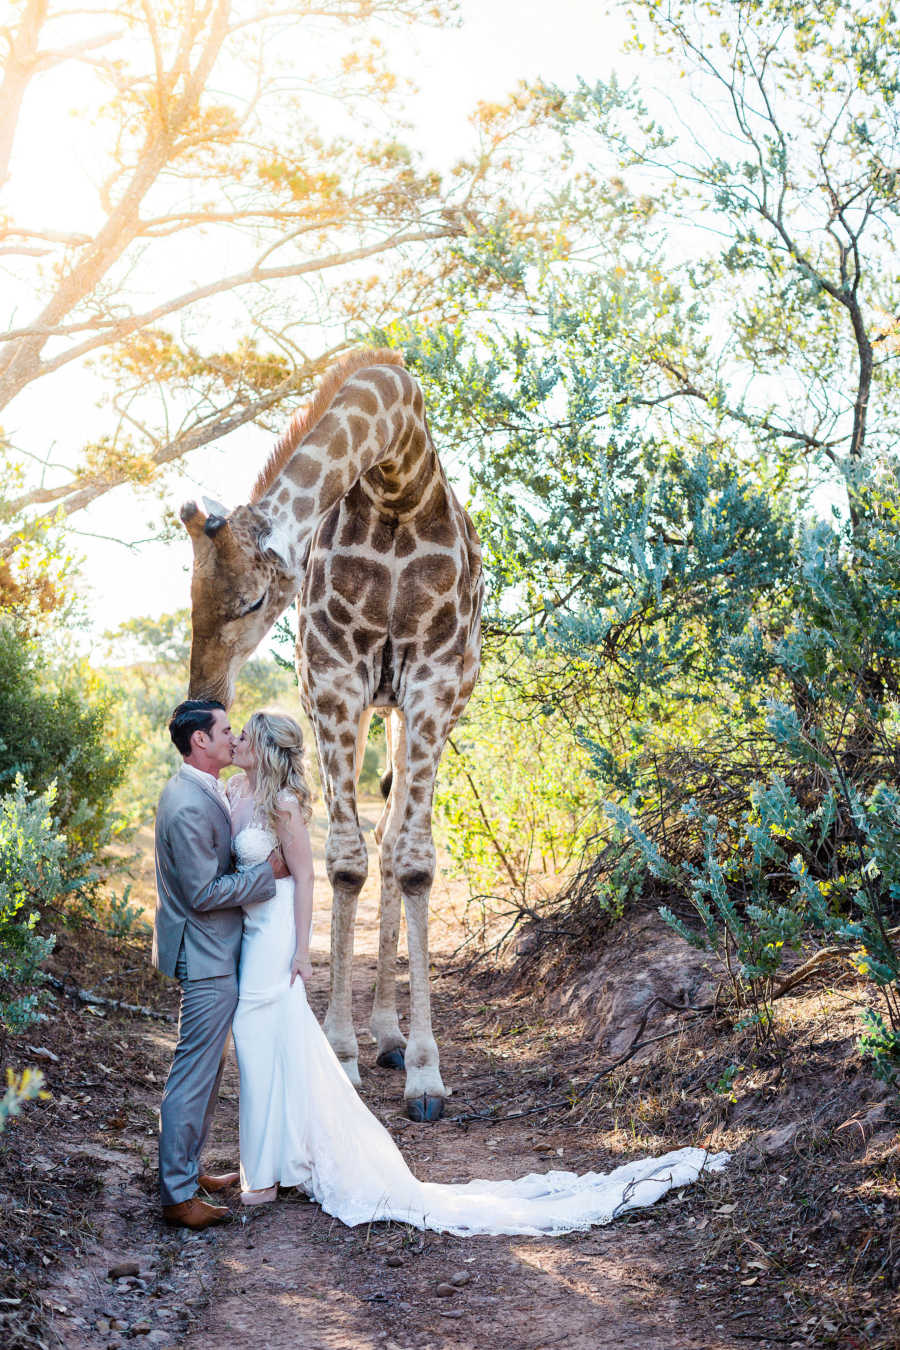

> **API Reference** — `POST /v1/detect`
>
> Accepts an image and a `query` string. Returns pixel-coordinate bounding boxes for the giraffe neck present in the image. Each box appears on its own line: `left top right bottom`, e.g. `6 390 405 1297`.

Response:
257 365 439 573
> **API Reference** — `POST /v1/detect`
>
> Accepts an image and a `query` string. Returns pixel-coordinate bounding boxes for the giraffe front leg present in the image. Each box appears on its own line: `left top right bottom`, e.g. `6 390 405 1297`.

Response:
309 689 369 1089
370 711 406 1070
402 882 445 1120
371 864 406 1069
394 703 453 1121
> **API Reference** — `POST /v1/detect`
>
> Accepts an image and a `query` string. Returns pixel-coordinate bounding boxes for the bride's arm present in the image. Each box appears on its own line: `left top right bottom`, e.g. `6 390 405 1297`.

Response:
275 796 315 986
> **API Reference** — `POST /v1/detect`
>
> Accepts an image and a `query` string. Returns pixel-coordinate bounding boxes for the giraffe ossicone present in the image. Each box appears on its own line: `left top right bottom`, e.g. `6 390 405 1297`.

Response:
182 347 483 1120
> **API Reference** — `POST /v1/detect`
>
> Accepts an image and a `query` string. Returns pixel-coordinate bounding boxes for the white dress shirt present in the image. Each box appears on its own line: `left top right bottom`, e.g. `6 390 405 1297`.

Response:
181 762 229 806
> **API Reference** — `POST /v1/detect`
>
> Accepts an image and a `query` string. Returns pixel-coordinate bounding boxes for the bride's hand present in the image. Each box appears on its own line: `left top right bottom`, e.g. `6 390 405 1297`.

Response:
290 948 313 986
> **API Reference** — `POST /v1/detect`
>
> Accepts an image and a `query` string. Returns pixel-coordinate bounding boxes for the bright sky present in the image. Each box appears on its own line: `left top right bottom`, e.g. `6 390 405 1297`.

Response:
8 0 648 642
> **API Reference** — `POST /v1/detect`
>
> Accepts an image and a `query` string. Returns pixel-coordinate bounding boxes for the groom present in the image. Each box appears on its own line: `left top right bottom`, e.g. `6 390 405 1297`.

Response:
153 698 288 1229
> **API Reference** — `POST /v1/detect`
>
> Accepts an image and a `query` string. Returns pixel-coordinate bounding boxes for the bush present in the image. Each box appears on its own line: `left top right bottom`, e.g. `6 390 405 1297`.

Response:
0 620 128 853
0 778 71 1032
611 467 900 1074
434 649 600 943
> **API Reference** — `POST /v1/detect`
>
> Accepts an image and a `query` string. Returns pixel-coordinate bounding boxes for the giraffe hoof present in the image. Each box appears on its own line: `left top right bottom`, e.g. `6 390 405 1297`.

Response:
405 1094 445 1123
376 1048 405 1071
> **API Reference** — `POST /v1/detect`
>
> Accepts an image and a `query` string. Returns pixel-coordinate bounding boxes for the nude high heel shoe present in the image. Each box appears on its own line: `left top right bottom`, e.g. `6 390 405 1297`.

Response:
240 1184 278 1206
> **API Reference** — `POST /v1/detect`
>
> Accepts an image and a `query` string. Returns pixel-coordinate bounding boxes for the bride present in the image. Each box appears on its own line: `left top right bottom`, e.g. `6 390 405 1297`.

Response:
227 709 727 1235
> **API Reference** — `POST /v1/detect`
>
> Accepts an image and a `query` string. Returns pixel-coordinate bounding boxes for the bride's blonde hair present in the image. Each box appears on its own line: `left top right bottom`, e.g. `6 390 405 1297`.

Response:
245 710 313 829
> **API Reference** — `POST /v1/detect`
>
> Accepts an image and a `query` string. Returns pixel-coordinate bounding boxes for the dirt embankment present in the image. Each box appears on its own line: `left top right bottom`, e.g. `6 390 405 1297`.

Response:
1 802 897 1350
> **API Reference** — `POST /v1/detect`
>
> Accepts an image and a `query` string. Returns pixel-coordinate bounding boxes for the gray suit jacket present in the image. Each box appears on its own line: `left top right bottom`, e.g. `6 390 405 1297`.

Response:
152 767 276 978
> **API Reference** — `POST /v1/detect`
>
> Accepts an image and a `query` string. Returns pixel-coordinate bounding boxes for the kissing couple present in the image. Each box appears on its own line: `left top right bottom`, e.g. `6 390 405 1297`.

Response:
152 698 728 1235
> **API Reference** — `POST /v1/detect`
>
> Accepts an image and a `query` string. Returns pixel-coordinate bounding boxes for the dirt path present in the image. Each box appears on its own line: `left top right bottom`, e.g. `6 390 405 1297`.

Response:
34 803 745 1350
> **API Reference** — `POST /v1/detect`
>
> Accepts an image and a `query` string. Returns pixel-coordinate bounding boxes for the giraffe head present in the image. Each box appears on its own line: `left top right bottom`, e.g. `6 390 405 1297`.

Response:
181 499 297 707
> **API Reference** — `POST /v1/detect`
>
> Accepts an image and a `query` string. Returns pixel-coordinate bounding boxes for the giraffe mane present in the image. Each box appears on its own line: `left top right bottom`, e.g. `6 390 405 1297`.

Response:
250 347 406 503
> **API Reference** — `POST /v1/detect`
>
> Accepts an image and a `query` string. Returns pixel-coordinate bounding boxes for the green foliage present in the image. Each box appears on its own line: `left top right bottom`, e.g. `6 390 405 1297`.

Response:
0 1067 47 1134
710 1063 743 1101
0 620 128 853
100 884 151 941
434 649 599 928
391 0 900 1085
858 1011 900 1090
616 462 900 1057
0 779 71 1031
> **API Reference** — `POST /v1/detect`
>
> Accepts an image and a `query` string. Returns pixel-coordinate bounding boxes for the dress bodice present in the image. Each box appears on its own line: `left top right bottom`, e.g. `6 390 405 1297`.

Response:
228 773 277 870
234 824 278 870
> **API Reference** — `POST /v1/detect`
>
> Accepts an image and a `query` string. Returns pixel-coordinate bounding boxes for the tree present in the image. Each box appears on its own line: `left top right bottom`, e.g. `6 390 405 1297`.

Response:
0 0 555 582
403 1 900 1075
396 0 900 699
571 0 900 487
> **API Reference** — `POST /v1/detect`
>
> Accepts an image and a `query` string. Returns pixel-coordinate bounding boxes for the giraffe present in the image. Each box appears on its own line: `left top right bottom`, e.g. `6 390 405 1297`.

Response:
180 348 483 1121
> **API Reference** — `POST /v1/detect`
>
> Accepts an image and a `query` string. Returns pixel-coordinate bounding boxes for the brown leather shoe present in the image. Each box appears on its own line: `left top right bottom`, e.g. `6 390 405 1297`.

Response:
198 1170 240 1193
162 1197 230 1230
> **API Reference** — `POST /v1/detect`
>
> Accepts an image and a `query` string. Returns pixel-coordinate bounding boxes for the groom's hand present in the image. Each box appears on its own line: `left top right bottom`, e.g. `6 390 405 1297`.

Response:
267 848 290 880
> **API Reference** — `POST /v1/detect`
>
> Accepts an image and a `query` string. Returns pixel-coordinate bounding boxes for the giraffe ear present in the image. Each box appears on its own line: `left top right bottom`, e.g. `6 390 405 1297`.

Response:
258 521 292 571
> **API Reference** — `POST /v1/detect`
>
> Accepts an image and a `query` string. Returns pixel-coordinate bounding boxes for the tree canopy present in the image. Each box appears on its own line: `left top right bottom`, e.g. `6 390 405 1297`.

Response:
0 0 562 601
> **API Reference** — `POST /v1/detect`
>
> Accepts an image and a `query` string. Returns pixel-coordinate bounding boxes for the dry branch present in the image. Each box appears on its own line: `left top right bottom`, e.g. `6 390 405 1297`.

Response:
44 973 175 1023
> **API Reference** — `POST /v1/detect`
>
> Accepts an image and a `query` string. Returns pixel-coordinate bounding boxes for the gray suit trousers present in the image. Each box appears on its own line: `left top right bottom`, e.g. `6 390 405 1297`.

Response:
158 951 238 1206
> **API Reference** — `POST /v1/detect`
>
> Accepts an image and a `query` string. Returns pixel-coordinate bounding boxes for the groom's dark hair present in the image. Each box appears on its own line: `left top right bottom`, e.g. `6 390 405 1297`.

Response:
169 699 226 757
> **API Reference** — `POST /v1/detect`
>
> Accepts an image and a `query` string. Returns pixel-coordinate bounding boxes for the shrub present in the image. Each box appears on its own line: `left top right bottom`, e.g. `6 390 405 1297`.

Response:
434 650 600 943
612 468 900 1073
0 778 70 1032
0 620 129 853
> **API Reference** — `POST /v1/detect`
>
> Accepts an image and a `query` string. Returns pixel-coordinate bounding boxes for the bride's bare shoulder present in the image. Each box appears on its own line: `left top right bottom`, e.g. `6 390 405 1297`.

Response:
274 789 309 830
225 772 250 803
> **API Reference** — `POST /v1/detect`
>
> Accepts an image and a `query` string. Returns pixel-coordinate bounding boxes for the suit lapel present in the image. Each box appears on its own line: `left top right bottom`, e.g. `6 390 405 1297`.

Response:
177 767 231 827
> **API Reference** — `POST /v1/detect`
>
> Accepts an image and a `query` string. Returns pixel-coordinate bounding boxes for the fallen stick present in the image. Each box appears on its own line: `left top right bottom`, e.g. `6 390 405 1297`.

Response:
771 947 847 1000
44 973 175 1023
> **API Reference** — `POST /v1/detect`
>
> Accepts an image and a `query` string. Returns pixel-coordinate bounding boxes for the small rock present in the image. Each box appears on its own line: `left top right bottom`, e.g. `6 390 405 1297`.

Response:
439 1309 464 1319
146 1334 172 1347
385 1255 403 1268
435 1282 456 1298
756 1122 799 1156
131 1320 152 1335
449 1271 470 1288
94 1318 110 1334
108 1262 140 1280
27 1045 60 1063
109 1318 126 1331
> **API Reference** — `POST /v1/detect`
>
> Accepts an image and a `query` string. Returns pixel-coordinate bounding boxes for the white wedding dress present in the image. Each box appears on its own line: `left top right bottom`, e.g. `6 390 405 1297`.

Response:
231 821 728 1235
